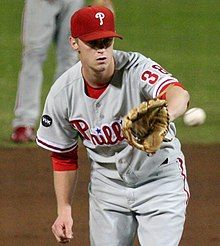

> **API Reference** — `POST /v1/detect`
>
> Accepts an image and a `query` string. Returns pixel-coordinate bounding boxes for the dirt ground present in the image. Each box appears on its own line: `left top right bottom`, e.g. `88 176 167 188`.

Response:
0 144 219 246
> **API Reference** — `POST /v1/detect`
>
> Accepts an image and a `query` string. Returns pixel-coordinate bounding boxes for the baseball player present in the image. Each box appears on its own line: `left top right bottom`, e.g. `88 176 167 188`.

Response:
11 0 85 143
36 6 190 245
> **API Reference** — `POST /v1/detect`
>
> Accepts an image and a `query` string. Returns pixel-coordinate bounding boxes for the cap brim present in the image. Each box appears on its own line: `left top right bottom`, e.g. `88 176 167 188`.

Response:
78 31 123 42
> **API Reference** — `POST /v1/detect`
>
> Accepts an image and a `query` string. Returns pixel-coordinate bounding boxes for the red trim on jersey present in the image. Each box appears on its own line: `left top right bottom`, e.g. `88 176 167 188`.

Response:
156 79 174 95
84 79 109 99
158 82 184 100
36 137 77 152
51 148 78 171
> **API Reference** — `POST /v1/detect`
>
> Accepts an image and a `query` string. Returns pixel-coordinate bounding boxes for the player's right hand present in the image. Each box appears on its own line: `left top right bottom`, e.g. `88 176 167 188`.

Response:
51 215 73 243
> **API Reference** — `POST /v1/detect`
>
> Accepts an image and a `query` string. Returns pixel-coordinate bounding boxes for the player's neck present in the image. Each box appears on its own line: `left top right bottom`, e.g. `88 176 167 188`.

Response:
82 59 115 88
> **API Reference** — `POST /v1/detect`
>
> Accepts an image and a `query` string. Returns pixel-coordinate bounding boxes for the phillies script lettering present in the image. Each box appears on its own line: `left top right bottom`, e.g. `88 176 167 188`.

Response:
71 119 124 145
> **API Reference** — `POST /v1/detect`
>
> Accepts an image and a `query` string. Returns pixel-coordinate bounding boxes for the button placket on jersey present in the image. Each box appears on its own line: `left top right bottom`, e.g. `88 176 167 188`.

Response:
95 101 104 121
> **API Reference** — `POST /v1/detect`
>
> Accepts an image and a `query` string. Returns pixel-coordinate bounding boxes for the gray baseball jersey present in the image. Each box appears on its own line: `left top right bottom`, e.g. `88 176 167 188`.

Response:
37 50 189 245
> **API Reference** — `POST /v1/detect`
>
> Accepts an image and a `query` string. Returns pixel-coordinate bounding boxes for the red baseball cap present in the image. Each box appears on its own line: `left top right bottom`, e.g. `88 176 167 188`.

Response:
70 6 123 42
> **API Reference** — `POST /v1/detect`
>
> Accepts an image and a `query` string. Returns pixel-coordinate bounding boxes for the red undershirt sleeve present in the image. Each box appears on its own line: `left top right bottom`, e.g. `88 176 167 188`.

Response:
158 82 184 100
51 147 78 171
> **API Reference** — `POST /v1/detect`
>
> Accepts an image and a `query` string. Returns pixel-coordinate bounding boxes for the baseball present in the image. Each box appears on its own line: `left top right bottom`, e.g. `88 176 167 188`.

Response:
183 107 206 126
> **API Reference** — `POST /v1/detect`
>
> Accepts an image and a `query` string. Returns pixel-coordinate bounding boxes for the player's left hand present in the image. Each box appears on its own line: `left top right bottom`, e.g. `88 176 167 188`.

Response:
122 98 169 153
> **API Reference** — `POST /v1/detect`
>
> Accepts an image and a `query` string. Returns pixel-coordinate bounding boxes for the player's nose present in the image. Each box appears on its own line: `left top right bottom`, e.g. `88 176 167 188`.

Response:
97 48 105 53
96 46 108 54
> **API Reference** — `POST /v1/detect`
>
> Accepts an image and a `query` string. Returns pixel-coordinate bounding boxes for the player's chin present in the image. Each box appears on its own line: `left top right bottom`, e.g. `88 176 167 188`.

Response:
94 64 108 72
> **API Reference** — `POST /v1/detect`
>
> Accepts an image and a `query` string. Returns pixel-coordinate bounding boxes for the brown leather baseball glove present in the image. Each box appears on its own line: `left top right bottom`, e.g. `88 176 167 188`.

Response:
122 98 169 153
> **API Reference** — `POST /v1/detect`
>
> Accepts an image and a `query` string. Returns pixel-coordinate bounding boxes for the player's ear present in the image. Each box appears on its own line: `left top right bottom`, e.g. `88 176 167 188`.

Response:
69 36 79 50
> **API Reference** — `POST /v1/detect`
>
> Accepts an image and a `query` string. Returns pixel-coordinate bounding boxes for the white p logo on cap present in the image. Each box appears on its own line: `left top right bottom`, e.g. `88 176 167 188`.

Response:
95 12 105 25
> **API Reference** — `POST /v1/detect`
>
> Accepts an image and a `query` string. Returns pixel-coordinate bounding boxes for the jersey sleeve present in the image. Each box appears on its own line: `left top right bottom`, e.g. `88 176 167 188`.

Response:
137 58 183 99
36 88 78 153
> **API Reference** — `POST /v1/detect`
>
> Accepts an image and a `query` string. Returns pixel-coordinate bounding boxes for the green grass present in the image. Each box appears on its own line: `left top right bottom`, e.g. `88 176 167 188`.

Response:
0 0 219 147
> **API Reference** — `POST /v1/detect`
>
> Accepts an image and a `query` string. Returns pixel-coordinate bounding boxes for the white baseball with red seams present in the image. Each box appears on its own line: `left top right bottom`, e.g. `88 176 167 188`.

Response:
183 107 206 126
